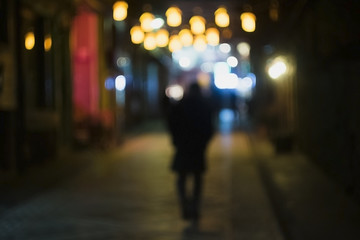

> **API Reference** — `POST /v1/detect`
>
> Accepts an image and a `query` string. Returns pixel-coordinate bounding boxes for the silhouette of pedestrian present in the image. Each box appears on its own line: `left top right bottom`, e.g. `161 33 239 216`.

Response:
167 82 214 227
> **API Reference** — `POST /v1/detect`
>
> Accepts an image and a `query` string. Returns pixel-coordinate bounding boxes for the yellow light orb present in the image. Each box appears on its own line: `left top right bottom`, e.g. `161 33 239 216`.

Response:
25 32 35 50
113 1 128 21
241 12 256 32
144 32 157 50
130 26 145 44
179 29 193 47
166 6 182 27
193 35 207 52
156 29 169 47
44 35 52 52
215 7 229 28
189 16 206 35
168 35 182 52
140 12 155 32
205 28 219 46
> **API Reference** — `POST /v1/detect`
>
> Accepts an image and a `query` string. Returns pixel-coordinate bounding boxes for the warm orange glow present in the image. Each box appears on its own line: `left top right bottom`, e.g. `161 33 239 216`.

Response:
130 26 145 44
144 32 156 50
156 29 169 47
270 0 279 21
193 35 207 52
197 72 211 89
44 35 52 51
113 1 128 21
241 12 256 32
140 12 154 32
179 29 193 47
189 16 206 35
215 7 229 28
205 28 219 46
25 32 35 50
168 35 182 52
166 6 182 27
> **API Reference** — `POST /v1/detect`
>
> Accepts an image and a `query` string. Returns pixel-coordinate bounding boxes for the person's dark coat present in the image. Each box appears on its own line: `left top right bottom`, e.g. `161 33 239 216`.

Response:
168 83 214 173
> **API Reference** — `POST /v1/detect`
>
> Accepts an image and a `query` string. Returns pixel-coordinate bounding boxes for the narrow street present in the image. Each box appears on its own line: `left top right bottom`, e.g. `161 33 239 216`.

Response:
1 125 360 240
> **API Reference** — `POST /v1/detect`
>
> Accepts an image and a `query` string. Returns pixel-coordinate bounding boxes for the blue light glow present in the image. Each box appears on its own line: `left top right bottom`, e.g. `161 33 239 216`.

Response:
105 77 115 90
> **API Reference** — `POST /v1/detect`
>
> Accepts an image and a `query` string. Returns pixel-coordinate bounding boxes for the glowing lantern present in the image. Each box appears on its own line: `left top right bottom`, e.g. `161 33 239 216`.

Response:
113 1 128 21
179 29 193 47
130 26 145 44
144 32 157 50
168 35 182 52
193 35 207 52
25 32 35 50
166 6 182 27
205 28 219 46
140 12 155 32
189 16 206 35
215 7 229 28
44 35 52 52
237 42 250 57
156 29 169 47
241 12 256 32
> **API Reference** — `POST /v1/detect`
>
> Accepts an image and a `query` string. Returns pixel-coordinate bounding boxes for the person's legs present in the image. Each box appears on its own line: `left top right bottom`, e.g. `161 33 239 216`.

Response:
191 172 203 221
177 172 191 220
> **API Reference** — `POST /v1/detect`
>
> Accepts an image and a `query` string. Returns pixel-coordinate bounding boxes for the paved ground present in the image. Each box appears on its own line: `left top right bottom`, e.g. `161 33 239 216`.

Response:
1 126 360 240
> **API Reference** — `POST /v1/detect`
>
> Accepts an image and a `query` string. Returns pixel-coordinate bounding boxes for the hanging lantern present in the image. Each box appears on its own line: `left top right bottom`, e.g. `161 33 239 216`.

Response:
179 29 193 47
237 42 251 57
25 31 35 50
193 35 207 52
241 12 256 32
144 32 157 50
130 26 145 44
189 16 206 35
166 6 182 27
44 34 52 52
140 12 155 32
215 7 229 28
205 28 219 46
113 1 128 21
156 29 169 47
168 35 182 52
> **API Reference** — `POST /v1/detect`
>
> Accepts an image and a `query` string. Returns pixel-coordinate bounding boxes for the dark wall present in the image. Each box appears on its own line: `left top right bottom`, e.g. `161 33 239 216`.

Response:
293 0 360 196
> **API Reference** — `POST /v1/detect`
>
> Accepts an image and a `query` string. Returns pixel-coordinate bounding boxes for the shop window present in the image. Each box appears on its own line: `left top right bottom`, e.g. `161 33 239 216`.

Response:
23 14 55 109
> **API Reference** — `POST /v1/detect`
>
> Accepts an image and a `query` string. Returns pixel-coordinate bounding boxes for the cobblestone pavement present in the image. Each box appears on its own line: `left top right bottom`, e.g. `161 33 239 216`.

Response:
1 132 270 240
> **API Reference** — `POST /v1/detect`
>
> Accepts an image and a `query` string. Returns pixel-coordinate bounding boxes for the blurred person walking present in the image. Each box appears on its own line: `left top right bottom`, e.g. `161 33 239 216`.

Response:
167 82 214 229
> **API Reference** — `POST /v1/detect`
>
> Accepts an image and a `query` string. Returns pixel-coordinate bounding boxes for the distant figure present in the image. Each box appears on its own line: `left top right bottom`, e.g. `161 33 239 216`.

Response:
167 82 214 227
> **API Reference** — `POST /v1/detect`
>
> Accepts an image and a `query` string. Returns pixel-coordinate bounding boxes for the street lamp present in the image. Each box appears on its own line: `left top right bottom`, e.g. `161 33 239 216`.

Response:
140 12 155 32
156 29 169 47
179 29 193 47
113 1 128 21
267 56 288 80
166 6 182 27
130 26 145 44
193 34 207 52
206 28 220 46
215 7 230 28
241 12 256 32
25 31 35 50
143 32 157 50
189 16 206 35
168 35 182 52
